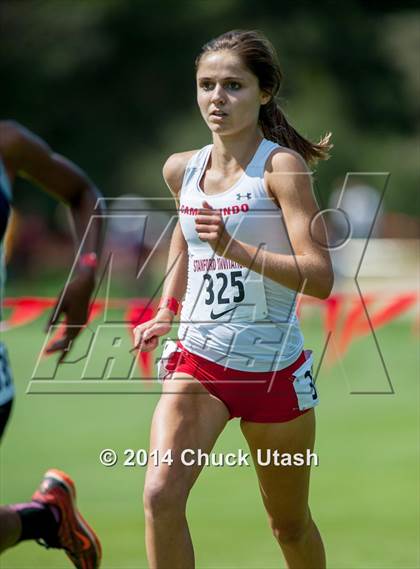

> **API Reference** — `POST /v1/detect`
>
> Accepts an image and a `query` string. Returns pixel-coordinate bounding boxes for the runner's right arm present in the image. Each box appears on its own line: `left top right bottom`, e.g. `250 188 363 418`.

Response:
0 120 104 360
134 151 195 352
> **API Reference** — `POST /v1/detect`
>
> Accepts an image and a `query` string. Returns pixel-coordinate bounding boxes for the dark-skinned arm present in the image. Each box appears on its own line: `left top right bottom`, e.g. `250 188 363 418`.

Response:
0 120 105 359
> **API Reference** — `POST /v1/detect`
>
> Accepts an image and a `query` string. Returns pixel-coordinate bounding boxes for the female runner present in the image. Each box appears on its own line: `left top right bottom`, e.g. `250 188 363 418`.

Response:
135 30 333 569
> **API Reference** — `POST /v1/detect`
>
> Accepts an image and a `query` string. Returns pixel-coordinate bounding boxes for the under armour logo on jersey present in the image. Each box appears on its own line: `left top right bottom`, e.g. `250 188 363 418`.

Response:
236 192 252 201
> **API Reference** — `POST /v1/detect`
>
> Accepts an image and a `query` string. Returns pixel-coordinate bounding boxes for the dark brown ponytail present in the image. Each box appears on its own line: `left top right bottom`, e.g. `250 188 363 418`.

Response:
259 99 332 164
196 30 332 165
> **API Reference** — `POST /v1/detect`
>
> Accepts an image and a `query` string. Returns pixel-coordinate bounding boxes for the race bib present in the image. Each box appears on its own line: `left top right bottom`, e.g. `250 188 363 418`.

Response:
292 350 319 411
184 255 268 323
156 340 182 383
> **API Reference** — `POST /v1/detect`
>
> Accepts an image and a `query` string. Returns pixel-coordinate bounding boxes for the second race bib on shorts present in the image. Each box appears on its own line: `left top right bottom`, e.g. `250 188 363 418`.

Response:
292 350 319 411
156 339 182 383
183 254 268 323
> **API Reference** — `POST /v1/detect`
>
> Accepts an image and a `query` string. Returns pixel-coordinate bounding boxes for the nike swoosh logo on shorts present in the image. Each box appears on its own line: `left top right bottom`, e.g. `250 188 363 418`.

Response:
210 307 237 320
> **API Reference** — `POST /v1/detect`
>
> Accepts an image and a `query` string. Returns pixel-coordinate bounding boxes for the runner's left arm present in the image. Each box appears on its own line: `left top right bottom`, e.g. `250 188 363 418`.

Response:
194 149 333 299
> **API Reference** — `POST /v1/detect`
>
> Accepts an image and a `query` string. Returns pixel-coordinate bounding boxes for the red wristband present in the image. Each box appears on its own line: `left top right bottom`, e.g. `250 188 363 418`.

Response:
79 252 98 269
158 297 180 315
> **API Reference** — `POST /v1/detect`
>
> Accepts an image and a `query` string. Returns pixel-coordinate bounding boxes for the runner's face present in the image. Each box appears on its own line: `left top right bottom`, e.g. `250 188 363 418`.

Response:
196 51 270 136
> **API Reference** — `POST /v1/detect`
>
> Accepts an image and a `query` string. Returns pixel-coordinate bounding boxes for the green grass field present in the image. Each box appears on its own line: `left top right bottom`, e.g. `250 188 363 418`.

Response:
0 313 418 568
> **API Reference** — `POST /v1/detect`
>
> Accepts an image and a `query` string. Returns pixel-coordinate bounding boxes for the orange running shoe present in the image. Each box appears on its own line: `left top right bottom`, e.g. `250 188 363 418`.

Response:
32 469 102 569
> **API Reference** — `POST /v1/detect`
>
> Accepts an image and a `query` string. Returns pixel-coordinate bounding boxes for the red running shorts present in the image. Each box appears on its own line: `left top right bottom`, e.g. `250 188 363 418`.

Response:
163 343 318 423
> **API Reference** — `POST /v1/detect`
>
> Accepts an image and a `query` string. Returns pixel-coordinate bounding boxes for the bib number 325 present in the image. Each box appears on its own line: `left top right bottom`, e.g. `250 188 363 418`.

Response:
187 264 268 322
203 270 245 306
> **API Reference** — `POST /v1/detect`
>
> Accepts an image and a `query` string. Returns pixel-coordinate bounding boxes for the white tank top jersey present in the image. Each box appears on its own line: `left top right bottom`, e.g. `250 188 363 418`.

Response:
177 138 305 372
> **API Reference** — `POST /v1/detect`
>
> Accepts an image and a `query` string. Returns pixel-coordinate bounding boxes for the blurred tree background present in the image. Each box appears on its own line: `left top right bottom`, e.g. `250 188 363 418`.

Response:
0 0 418 218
